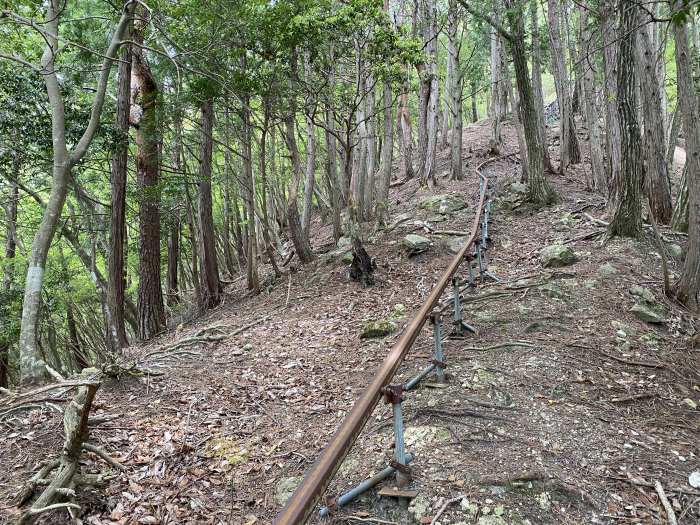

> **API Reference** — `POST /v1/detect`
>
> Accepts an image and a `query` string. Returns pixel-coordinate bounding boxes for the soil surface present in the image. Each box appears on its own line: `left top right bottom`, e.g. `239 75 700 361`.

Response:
2 119 699 525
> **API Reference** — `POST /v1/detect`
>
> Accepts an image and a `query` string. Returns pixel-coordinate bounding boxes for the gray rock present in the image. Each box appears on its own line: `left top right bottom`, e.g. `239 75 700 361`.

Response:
337 236 352 249
477 517 507 525
629 285 656 303
419 193 469 214
275 476 303 506
553 212 578 231
540 244 578 268
630 303 665 324
408 494 430 523
341 251 354 264
598 262 620 278
667 243 684 259
510 182 528 195
539 283 567 300
403 234 431 256
447 236 467 255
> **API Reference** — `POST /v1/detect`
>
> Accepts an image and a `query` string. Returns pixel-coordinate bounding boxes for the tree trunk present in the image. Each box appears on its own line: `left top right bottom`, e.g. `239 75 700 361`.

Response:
375 81 394 226
364 74 377 217
639 23 673 224
1 178 18 387
671 164 689 232
607 2 642 238
19 0 134 384
671 1 700 310
284 113 315 264
133 26 165 340
106 40 131 351
529 0 554 174
167 219 180 306
197 98 222 306
240 96 260 292
601 0 621 197
547 0 580 172
504 0 557 206
447 0 464 181
420 0 438 187
398 89 415 180
578 5 606 192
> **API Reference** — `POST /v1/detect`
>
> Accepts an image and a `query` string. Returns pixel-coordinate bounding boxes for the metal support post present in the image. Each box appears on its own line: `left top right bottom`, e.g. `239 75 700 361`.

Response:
429 312 446 383
451 277 476 336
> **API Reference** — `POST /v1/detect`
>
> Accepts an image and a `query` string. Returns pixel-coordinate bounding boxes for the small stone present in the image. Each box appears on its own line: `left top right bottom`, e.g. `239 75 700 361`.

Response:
681 398 697 410
403 234 431 256
537 492 552 510
341 251 354 264
540 244 578 268
447 236 467 255
243 343 253 351
689 470 700 488
337 236 351 249
630 303 665 324
598 262 620 278
667 243 684 259
408 494 430 523
539 283 567 300
274 476 303 506
510 181 527 195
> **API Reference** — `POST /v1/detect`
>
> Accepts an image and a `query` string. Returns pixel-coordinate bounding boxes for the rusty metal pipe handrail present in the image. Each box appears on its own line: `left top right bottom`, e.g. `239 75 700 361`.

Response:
275 171 490 524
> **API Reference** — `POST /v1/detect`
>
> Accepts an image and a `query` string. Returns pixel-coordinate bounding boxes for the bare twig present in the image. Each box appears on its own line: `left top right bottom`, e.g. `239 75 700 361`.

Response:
655 480 678 525
430 495 465 525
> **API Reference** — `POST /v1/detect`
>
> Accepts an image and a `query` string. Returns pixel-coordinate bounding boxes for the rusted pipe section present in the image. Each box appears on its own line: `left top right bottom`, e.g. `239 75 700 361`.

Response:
274 172 489 524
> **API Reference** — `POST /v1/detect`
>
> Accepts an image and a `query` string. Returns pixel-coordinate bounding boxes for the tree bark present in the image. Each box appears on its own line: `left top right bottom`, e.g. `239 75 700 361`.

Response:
601 0 621 197
503 0 557 206
197 98 222 306
529 0 554 174
106 39 131 351
547 0 580 172
578 5 606 192
133 18 165 340
671 2 700 309
639 23 673 224
375 81 394 226
607 2 642 238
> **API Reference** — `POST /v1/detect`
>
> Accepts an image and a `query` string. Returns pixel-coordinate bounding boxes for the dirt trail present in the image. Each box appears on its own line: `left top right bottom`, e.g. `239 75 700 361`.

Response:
2 120 699 525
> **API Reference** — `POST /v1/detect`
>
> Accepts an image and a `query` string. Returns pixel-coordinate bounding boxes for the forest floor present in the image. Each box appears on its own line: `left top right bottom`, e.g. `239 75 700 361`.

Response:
2 119 699 525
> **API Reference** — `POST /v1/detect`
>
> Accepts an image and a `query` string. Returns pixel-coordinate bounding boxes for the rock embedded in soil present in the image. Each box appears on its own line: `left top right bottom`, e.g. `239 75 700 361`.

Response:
408 494 430 523
360 319 397 339
629 285 656 303
447 236 468 255
403 234 431 256
667 243 684 259
598 262 620 278
274 476 303 506
630 303 665 324
419 193 469 214
540 244 578 268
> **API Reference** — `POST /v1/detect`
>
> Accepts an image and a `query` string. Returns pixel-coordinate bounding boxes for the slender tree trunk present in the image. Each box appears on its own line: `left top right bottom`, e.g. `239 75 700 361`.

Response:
504 0 557 206
530 0 554 174
671 2 700 309
240 96 260 292
106 40 131 351
398 88 415 180
578 5 606 192
375 81 394 226
133 24 165 340
607 2 642 238
639 23 673 224
470 80 478 122
167 219 180 306
284 111 315 264
197 98 222 306
364 74 377 217
547 0 580 172
671 164 689 232
0 178 18 387
259 105 282 277
447 0 463 181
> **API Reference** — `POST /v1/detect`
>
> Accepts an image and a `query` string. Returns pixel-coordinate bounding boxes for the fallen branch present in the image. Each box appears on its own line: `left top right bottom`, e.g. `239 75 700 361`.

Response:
462 341 535 351
430 495 465 525
655 480 678 525
597 350 666 369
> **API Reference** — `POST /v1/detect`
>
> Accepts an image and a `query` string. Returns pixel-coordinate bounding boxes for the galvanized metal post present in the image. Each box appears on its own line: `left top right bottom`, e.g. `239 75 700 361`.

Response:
383 385 409 489
430 312 446 383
